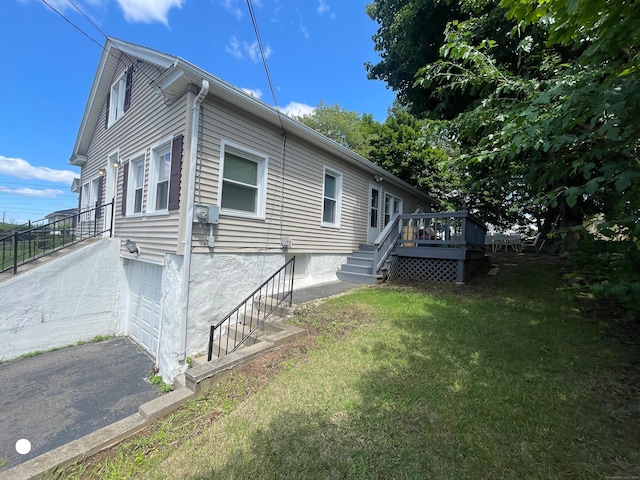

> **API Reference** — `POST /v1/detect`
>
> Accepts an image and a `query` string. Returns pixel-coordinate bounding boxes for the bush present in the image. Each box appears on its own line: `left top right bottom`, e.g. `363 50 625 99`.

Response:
568 234 640 313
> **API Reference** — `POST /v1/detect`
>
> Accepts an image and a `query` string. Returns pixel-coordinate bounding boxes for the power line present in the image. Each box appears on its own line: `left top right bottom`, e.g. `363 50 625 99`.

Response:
40 0 104 50
66 0 110 40
246 0 286 135
40 0 168 101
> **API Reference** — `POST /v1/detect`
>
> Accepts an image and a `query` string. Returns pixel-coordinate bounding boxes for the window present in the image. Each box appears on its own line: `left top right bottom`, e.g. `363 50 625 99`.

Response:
127 154 145 215
321 168 342 227
107 67 132 127
218 143 267 218
149 143 171 213
384 194 402 226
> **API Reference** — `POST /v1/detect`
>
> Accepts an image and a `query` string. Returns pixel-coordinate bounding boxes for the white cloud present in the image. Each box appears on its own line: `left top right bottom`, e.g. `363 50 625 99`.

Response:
300 24 309 39
281 102 315 117
0 156 77 184
317 0 330 15
226 37 272 63
220 0 243 20
241 88 263 99
115 0 184 25
0 187 66 198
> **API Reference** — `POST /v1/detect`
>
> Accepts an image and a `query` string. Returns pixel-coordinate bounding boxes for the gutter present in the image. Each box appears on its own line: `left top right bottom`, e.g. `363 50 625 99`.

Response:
178 78 209 361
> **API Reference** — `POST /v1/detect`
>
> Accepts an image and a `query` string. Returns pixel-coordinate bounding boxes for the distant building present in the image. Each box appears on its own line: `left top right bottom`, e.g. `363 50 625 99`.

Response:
45 209 78 227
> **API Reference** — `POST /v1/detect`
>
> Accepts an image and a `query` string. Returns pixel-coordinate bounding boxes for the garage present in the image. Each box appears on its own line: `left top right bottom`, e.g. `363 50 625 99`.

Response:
127 261 163 357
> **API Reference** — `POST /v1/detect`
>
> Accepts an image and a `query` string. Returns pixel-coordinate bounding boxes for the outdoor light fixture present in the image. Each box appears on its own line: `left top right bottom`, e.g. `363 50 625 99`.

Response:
124 239 140 256
98 168 106 176
112 159 121 168
373 173 384 183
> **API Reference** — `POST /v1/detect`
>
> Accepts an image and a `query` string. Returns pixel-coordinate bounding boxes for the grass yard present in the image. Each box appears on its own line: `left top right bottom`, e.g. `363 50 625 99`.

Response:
51 255 640 479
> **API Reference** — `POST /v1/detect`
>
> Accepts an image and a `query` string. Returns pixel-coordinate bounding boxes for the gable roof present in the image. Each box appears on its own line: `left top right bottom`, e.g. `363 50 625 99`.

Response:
69 37 437 205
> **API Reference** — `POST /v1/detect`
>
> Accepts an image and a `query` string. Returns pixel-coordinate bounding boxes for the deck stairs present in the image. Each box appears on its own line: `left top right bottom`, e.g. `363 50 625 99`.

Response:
336 244 387 285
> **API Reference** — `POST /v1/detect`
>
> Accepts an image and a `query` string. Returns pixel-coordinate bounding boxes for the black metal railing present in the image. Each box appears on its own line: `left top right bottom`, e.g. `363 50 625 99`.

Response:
207 257 295 361
0 201 114 275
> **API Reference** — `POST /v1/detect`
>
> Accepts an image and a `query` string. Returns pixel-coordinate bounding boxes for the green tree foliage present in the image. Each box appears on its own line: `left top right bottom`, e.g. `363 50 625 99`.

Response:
366 107 465 209
386 0 640 308
295 102 461 204
294 101 372 156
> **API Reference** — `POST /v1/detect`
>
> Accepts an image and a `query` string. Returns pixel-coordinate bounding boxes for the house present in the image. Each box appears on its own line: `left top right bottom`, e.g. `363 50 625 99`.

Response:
45 208 78 228
67 38 437 381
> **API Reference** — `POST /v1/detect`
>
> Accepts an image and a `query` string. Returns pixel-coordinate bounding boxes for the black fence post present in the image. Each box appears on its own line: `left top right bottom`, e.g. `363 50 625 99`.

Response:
13 231 18 275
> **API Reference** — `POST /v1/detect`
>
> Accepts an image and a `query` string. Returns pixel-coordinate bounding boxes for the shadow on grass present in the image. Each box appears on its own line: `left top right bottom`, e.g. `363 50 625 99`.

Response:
187 262 639 480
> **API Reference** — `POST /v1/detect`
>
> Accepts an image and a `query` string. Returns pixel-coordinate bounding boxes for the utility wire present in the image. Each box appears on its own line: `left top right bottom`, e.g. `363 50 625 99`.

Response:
246 0 286 135
66 0 110 40
40 0 168 100
41 0 103 50
245 0 288 237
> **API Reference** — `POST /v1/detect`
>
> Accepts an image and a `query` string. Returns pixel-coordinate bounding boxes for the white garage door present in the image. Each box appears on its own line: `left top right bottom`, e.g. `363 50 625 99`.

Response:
128 261 163 357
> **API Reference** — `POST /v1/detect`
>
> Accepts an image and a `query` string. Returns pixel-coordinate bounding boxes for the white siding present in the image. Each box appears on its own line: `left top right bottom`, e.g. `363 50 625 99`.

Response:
81 57 188 262
191 98 431 255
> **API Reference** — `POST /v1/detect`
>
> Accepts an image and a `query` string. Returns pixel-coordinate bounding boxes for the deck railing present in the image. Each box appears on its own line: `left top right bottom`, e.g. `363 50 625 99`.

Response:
372 211 487 275
398 211 487 249
207 257 295 361
0 202 114 275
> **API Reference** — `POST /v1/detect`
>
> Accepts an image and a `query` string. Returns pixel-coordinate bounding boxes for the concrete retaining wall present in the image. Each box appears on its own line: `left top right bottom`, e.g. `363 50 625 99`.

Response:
0 239 120 361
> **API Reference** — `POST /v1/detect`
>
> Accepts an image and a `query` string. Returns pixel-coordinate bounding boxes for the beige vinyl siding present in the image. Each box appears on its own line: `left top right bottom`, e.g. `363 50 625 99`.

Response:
82 57 187 262
191 97 421 255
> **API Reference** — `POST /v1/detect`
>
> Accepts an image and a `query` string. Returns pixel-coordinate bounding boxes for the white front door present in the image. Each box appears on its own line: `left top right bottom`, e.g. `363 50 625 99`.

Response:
368 183 382 243
128 261 163 357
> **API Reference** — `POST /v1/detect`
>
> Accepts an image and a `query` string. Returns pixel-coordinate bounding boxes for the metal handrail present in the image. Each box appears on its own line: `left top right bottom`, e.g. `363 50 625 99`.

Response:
207 256 295 361
0 201 114 275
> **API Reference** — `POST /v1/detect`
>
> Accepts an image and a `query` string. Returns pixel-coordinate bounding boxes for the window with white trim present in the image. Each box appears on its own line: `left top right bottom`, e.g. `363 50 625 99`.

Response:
127 154 145 215
321 167 342 227
384 193 402 226
218 143 267 218
148 142 171 213
108 71 127 126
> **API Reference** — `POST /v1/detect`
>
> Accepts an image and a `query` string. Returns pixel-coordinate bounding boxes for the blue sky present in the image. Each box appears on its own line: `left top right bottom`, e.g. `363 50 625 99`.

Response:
0 0 396 224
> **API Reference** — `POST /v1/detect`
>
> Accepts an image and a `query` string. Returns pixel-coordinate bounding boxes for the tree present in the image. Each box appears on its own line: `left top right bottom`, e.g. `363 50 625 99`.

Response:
366 107 465 209
294 101 372 156
294 101 463 206
406 0 639 307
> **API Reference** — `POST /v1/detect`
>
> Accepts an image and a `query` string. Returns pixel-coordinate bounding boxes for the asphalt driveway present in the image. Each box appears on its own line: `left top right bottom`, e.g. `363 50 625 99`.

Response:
0 337 162 471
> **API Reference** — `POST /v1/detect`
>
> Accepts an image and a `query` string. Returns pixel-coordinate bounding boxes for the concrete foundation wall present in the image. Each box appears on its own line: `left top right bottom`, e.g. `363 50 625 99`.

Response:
185 253 286 358
161 254 185 382
0 239 120 361
184 252 345 358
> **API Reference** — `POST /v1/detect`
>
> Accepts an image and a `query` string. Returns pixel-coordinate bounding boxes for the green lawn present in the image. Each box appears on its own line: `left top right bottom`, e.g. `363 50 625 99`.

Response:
52 257 640 479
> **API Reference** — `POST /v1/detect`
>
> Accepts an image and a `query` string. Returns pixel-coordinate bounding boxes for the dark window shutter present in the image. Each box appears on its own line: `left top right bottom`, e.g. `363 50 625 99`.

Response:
78 185 83 210
105 92 110 129
168 134 184 211
123 67 133 112
96 176 104 219
121 162 129 216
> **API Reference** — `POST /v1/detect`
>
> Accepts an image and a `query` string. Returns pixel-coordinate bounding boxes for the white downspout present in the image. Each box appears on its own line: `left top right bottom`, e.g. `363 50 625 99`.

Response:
178 78 209 361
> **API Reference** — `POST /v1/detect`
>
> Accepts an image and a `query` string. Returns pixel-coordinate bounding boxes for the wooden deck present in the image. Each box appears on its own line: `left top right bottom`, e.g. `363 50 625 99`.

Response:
337 211 488 284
